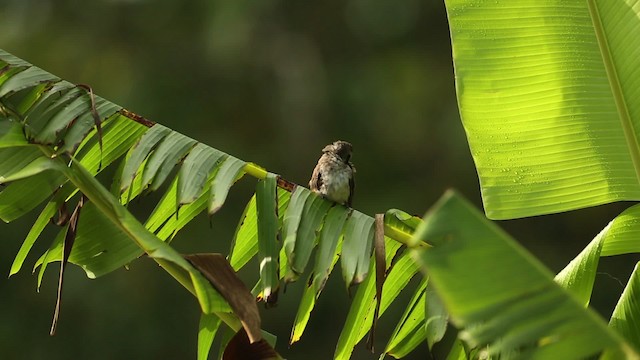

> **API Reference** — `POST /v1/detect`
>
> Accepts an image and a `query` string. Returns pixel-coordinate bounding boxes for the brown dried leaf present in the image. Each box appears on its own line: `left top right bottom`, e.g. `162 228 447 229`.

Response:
50 195 85 335
184 253 262 343
222 328 278 360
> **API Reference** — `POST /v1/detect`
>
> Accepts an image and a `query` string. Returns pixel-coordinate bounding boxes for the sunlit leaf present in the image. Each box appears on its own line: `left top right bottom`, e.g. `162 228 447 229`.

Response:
383 278 428 358
198 313 221 360
447 0 640 219
609 262 640 353
411 190 634 359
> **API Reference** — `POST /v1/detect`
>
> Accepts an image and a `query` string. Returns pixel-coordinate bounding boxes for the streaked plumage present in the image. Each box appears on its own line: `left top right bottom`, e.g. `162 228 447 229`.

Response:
309 140 355 206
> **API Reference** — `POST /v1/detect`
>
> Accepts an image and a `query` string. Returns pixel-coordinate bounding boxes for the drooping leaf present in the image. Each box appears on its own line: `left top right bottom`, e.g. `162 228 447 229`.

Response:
311 205 349 294
383 278 428 359
411 190 634 359
290 240 343 345
178 143 225 206
25 87 84 139
185 254 261 343
285 192 332 282
229 189 290 271
609 262 640 353
9 200 57 276
142 131 196 191
50 195 84 336
334 238 409 360
554 230 604 307
0 66 59 97
198 313 222 360
59 96 121 154
209 156 247 214
120 124 171 192
255 173 280 305
341 209 375 288
281 186 311 274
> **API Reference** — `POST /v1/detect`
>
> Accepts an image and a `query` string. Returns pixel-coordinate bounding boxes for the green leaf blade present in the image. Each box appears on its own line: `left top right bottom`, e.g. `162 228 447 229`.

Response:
609 262 640 354
312 205 349 293
286 193 332 280
256 173 280 304
341 210 375 287
120 124 171 192
0 66 59 97
142 131 196 191
208 156 246 215
412 190 632 358
177 143 224 206
447 0 640 219
198 313 222 360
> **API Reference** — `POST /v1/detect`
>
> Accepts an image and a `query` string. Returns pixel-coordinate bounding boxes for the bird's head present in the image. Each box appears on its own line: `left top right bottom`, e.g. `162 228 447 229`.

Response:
322 140 353 163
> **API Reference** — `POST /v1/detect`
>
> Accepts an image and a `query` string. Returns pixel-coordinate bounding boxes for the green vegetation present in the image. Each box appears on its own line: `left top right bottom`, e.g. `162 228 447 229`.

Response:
2 1 640 359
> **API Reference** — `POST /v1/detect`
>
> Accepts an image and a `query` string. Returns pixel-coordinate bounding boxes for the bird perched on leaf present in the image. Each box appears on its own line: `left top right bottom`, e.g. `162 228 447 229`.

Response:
309 140 355 207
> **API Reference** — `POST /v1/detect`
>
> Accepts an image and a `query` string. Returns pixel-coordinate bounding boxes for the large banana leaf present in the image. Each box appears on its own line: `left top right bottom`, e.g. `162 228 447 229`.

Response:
411 190 637 359
447 0 640 219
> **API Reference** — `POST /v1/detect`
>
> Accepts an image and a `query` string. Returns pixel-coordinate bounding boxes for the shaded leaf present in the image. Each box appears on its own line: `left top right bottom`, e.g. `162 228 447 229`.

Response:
281 187 310 273
59 95 121 154
178 143 225 205
285 191 332 282
0 66 59 97
425 281 448 349
341 210 375 288
255 173 280 305
0 156 64 184
142 131 196 191
120 124 171 192
0 145 41 177
311 205 349 294
209 156 246 214
0 120 29 147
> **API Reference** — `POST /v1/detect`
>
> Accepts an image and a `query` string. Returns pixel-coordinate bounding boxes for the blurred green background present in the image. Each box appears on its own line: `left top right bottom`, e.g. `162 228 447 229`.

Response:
0 1 637 359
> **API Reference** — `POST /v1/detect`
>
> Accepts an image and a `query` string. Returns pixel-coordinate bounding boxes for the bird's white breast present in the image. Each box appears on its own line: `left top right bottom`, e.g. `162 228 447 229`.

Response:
320 159 352 204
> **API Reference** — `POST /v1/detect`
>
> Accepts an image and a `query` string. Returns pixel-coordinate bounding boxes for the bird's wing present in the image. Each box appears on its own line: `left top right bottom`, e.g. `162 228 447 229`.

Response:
309 164 323 191
347 171 355 207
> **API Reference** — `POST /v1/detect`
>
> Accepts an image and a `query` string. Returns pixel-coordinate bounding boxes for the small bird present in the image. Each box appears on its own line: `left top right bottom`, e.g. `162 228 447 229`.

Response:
309 140 355 206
